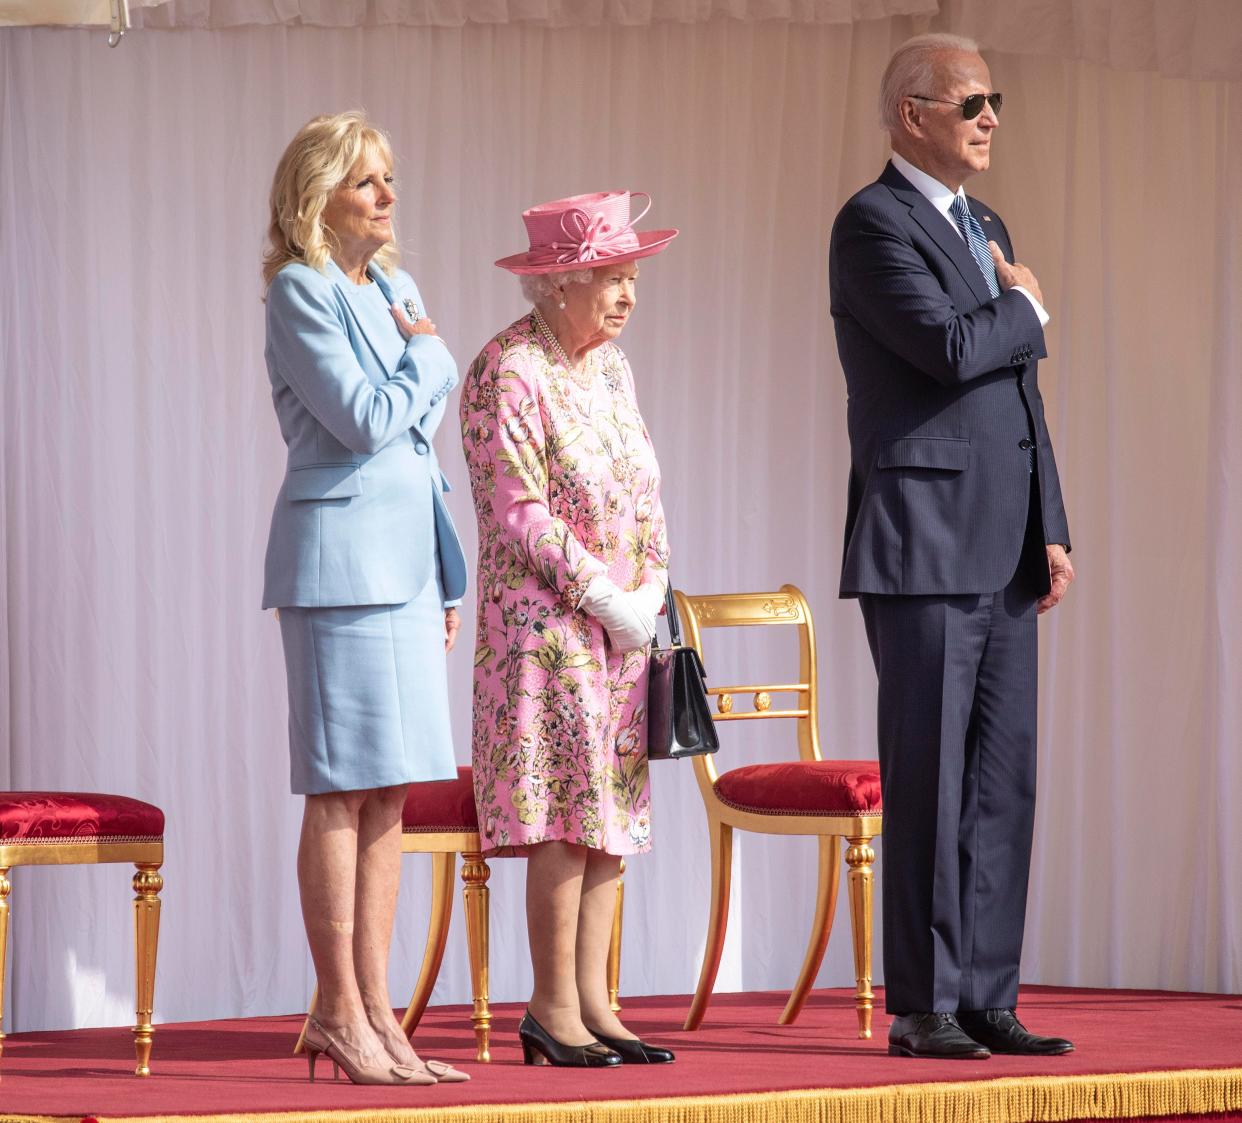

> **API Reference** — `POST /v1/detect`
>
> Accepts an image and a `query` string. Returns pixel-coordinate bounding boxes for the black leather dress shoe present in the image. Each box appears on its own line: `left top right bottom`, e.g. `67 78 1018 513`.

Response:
586 1028 675 1064
956 1008 1074 1055
888 1012 992 1059
518 1012 622 1067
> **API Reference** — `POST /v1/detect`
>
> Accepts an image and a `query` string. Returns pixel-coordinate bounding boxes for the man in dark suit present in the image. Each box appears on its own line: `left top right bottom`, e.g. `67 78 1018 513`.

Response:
829 33 1076 1060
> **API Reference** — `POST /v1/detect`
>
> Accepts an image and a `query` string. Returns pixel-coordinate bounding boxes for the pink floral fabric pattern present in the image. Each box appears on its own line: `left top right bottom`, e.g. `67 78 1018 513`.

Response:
460 314 670 856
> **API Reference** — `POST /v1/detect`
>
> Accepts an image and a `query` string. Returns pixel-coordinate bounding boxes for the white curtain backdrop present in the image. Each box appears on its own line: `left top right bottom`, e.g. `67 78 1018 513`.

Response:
1 11 1239 1035
13 0 1242 81
2 0 940 30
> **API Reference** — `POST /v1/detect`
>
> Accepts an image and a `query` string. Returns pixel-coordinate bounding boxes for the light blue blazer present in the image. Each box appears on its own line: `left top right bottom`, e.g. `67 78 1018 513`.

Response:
261 259 467 610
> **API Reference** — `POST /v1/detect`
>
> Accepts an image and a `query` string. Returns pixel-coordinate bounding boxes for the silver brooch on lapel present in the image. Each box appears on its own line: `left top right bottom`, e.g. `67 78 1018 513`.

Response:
403 297 420 322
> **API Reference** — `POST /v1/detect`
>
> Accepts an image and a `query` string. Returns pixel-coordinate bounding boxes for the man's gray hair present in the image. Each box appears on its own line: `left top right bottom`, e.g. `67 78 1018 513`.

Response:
519 268 594 305
879 33 980 133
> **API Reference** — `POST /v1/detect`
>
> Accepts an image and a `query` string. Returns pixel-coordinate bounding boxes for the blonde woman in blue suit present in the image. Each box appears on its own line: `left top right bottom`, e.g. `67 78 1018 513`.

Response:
262 112 469 1087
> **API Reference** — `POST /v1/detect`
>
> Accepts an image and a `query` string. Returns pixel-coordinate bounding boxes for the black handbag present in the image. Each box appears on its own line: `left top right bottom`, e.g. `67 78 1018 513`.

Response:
646 585 720 761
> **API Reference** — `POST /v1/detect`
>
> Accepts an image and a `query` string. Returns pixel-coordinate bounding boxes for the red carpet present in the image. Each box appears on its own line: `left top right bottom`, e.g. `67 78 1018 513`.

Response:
1 986 1240 1122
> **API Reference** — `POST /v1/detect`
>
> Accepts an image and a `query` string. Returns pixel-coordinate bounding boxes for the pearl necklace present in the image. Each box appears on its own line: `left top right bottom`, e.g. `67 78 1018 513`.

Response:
531 306 573 369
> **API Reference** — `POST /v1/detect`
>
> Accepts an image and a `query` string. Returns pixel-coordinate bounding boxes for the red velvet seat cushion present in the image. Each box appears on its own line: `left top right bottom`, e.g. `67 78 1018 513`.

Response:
713 760 882 816
0 791 164 842
402 767 478 833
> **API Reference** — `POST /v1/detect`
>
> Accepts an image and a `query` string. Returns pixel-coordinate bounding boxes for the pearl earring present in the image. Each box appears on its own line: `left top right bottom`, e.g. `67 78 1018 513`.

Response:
558 300 566 309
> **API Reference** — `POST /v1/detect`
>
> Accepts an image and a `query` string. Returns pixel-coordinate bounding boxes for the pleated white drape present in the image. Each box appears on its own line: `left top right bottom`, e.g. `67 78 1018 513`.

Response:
15 0 1242 82
1 13 1239 1035
2 0 940 31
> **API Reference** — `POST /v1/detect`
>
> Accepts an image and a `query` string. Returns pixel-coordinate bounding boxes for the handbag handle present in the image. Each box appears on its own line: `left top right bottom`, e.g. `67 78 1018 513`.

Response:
663 582 683 647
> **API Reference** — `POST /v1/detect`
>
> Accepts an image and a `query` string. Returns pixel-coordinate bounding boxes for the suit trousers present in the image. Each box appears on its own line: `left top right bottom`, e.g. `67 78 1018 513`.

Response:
859 484 1044 1014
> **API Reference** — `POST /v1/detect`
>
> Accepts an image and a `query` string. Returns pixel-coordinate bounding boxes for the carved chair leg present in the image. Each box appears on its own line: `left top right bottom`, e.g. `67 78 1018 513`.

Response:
293 987 318 1055
845 836 876 1039
0 867 10 1062
780 835 841 1025
401 851 456 1038
461 852 491 1062
606 858 625 1014
684 821 733 1031
132 863 163 1076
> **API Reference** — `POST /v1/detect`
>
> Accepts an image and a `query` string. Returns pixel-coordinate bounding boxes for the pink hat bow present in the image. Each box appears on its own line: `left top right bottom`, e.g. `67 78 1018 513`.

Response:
495 191 677 275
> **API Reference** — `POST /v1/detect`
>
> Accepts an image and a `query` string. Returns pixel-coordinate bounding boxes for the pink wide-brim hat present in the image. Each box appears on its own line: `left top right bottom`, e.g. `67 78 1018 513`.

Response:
494 190 678 275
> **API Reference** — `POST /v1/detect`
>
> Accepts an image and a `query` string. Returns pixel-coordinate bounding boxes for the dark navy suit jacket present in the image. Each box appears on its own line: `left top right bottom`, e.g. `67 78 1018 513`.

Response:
829 161 1070 598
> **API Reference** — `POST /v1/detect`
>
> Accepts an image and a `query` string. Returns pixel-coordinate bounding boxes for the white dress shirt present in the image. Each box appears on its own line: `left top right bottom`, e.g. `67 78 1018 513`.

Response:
891 152 1050 327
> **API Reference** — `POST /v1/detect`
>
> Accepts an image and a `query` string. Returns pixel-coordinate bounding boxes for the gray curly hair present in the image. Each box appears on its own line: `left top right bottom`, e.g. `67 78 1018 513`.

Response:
879 33 980 133
519 268 594 305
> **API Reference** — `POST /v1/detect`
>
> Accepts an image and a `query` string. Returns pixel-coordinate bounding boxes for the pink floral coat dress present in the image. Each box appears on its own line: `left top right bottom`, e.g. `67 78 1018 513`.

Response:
460 314 670 856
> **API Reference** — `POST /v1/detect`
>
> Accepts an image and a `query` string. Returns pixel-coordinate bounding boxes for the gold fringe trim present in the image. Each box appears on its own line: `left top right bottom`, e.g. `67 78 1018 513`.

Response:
9 1066 1242 1123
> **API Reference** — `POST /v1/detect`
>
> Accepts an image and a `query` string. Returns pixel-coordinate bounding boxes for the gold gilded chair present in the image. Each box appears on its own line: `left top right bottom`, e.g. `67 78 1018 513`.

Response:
674 585 882 1038
296 767 624 1063
0 791 164 1076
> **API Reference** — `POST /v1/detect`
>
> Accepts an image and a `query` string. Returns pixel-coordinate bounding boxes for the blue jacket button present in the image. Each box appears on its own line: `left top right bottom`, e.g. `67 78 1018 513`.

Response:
415 441 429 455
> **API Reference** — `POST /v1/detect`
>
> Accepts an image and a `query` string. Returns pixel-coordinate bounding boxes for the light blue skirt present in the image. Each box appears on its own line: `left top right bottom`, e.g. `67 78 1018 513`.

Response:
278 574 456 795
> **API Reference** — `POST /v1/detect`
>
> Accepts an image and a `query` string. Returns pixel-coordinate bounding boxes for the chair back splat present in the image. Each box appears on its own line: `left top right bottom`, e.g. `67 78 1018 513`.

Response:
675 585 821 795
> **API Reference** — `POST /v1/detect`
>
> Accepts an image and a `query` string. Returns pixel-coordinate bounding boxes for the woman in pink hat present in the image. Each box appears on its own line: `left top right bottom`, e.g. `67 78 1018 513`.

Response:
460 192 677 1067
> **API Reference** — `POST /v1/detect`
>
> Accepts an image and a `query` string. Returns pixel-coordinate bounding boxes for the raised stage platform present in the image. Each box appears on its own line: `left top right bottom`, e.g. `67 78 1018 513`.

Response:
1 986 1240 1123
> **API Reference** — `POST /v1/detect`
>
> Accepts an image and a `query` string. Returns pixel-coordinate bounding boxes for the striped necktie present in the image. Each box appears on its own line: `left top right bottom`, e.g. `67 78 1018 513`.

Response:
949 195 1001 299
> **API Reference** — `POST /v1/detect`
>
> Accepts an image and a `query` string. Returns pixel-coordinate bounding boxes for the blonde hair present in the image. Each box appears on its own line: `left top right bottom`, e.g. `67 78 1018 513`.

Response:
879 33 980 132
263 111 399 289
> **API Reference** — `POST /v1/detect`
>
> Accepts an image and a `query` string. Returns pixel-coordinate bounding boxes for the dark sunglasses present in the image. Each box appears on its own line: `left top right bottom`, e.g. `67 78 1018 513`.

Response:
908 92 1003 120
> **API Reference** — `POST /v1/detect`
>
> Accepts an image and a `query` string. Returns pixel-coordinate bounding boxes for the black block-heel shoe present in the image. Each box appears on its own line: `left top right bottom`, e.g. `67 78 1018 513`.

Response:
585 1028 675 1064
518 1011 622 1068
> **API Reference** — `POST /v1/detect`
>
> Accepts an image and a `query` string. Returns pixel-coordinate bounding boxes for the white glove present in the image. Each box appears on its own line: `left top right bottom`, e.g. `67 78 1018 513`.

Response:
632 580 666 628
579 576 655 654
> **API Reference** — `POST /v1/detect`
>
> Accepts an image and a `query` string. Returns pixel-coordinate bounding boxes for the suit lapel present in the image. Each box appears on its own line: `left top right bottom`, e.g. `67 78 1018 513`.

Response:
880 161 994 307
367 262 400 307
328 259 389 377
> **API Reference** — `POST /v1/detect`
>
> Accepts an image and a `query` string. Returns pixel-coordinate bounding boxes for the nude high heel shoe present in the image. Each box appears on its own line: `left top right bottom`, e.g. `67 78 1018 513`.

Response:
378 1028 470 1083
370 1023 471 1083
303 1016 437 1086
